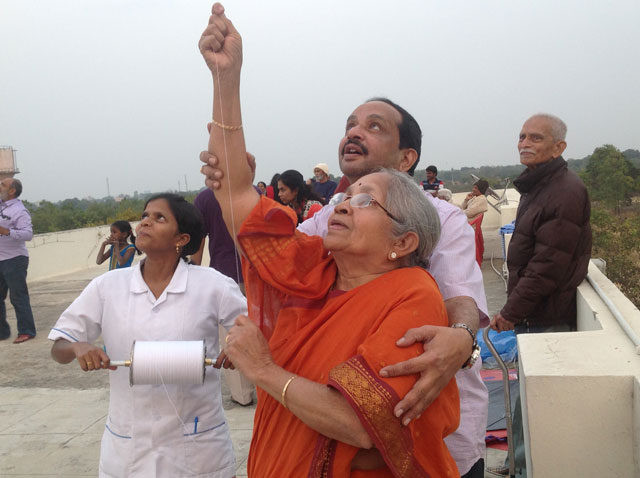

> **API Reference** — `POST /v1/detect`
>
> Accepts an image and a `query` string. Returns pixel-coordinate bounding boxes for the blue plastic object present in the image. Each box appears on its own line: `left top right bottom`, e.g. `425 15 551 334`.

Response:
477 328 518 364
499 221 516 260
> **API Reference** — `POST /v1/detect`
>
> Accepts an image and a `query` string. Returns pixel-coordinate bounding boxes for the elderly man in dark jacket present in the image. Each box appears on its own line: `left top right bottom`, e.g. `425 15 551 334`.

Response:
487 113 591 477
491 113 591 332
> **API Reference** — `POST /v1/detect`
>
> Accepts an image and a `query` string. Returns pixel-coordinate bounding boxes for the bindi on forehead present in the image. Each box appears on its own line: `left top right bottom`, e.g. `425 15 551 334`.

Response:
349 182 379 196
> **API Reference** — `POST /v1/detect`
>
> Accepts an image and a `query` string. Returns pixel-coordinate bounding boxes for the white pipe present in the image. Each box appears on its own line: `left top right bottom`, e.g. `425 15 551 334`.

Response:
586 274 640 354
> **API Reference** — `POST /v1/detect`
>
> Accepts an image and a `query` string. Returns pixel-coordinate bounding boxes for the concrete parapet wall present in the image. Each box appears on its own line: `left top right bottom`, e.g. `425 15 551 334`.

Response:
518 262 640 477
24 188 521 282
450 188 520 229
25 223 141 282
24 222 211 282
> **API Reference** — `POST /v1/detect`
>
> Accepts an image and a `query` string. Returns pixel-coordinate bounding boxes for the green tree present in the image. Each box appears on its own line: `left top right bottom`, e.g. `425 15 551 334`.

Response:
591 206 640 307
582 145 637 214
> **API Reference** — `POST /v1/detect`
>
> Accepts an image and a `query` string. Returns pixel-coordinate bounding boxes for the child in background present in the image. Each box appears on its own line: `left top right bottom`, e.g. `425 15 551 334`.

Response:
96 220 139 270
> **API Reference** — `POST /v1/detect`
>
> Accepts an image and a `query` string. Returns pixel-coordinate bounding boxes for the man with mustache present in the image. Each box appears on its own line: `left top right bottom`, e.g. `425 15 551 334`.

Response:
202 97 489 478
488 113 591 476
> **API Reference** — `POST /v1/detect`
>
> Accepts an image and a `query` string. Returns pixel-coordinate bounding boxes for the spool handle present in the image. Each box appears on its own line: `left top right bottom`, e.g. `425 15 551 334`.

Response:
110 359 213 367
110 360 131 367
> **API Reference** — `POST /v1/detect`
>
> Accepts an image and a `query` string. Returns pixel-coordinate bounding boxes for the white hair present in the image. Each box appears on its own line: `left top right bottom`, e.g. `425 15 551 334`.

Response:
379 168 440 269
437 188 453 202
529 113 567 142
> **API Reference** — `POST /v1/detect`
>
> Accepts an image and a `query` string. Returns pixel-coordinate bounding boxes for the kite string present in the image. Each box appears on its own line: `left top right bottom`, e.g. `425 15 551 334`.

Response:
212 48 242 285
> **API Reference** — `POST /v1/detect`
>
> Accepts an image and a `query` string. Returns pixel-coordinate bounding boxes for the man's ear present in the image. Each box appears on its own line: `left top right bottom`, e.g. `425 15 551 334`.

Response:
392 231 419 261
397 149 418 174
554 141 567 158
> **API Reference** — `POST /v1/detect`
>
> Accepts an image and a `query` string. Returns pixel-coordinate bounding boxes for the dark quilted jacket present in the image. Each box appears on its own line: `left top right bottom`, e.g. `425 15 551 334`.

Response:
501 156 592 327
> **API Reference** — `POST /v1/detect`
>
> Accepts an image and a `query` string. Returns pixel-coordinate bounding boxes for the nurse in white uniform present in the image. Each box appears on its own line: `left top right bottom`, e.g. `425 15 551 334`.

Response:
49 193 247 478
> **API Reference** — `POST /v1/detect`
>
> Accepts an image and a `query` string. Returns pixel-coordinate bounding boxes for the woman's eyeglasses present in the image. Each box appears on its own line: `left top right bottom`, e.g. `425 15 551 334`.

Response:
338 193 399 222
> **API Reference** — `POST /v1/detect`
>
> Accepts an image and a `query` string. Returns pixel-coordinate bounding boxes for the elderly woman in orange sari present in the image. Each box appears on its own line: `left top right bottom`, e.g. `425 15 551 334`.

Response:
199 4 460 477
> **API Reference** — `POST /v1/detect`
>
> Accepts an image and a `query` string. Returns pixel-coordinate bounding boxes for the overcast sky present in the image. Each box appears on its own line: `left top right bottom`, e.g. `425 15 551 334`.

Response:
1 0 639 202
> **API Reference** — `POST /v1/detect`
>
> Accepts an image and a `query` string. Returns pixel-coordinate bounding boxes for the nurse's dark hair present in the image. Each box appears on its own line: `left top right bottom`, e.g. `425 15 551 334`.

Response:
144 193 205 259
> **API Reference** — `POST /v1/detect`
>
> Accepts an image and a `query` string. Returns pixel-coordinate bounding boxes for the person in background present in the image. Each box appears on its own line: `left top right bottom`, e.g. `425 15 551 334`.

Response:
278 169 324 223
191 185 255 405
265 173 281 202
96 220 139 270
49 193 247 477
420 165 444 196
437 188 453 203
461 180 488 267
256 181 267 195
0 178 36 344
489 113 591 477
461 180 489 221
311 162 338 204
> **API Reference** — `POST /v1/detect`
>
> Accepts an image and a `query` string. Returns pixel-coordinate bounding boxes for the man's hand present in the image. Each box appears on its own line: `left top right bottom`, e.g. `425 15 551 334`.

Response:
200 148 256 190
379 325 473 425
490 312 515 332
198 3 242 82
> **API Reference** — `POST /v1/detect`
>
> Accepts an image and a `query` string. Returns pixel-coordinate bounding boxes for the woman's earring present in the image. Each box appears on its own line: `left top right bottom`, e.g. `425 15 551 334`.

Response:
175 245 180 254
389 251 397 260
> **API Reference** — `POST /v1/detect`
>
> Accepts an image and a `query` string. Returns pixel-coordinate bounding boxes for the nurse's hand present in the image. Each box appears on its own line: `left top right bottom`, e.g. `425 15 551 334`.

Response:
73 342 116 371
224 315 274 382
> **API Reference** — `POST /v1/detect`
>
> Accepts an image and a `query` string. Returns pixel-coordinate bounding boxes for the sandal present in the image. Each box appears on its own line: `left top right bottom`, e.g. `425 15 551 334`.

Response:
13 334 35 344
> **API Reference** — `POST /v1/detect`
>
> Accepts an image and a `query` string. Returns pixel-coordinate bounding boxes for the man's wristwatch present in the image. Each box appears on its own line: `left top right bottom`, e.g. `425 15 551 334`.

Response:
461 343 481 369
451 323 481 370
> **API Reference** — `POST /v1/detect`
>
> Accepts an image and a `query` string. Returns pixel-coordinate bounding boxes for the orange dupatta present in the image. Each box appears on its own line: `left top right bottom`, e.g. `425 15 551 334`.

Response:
238 197 460 478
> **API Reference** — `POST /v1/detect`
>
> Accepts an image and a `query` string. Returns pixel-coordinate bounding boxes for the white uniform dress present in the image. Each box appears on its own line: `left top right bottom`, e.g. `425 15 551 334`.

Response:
48 260 247 478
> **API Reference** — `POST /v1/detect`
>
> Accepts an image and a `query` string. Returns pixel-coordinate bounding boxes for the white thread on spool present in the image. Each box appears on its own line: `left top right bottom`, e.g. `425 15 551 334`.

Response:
130 341 206 386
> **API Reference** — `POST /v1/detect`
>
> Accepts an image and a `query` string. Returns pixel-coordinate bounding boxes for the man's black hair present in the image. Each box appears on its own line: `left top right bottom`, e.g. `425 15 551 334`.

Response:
10 179 22 198
366 97 423 176
144 193 205 259
426 165 438 175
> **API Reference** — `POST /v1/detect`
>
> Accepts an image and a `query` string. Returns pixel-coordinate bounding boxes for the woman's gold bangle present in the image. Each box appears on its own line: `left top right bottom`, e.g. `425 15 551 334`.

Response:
281 376 297 410
212 119 243 131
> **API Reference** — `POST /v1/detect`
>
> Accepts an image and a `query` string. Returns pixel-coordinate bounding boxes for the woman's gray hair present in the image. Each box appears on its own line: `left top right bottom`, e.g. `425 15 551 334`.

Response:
379 168 440 269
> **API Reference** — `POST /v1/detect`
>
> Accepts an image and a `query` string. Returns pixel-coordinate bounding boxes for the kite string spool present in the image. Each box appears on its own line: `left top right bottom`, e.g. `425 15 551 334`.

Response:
130 341 205 385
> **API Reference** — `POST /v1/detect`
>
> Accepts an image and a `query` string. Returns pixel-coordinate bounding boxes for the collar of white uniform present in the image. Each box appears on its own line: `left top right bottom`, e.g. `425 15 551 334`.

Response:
130 258 189 296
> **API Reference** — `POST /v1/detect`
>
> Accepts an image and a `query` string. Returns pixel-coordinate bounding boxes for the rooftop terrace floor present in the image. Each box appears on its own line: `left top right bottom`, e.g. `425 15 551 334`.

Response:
0 228 509 477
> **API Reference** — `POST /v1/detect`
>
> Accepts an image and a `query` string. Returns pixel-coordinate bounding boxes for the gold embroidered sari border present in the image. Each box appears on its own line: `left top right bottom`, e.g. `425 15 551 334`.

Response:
327 356 430 478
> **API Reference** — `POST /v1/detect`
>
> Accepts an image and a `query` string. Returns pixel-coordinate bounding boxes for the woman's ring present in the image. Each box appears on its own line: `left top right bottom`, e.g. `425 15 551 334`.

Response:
86 361 93 367
225 336 230 344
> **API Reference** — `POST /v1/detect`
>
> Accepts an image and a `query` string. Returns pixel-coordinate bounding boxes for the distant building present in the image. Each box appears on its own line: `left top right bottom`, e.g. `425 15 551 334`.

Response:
0 146 19 181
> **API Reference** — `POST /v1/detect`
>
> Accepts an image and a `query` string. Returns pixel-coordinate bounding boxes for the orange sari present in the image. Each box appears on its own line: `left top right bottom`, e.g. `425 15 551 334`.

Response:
239 197 460 478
